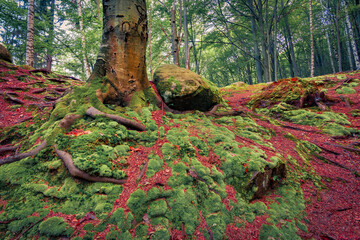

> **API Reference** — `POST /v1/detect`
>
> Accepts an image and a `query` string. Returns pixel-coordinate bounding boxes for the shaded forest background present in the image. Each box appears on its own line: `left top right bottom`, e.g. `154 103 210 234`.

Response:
0 0 359 86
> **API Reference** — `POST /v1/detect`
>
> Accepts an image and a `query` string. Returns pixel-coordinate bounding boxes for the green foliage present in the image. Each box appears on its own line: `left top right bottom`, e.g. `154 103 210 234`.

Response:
38 217 72 237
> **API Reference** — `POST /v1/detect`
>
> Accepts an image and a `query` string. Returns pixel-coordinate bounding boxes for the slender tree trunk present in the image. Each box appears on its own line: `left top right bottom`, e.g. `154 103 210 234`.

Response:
46 0 55 71
336 0 343 72
309 0 315 77
77 0 91 79
170 2 180 66
345 23 354 70
184 0 190 69
320 0 336 73
248 0 263 83
273 0 278 82
89 0 149 106
343 0 360 69
26 0 35 67
189 17 199 74
281 0 298 76
148 0 154 78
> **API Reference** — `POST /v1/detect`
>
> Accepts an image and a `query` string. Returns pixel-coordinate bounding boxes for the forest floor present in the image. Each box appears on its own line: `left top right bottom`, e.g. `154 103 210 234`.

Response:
0 60 359 240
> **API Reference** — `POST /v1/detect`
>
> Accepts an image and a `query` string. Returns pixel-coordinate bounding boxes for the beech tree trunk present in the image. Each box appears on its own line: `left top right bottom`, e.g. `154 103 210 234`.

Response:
26 0 35 67
320 0 336 73
309 0 315 77
77 0 91 79
336 0 343 72
89 0 150 106
184 0 190 69
343 0 360 69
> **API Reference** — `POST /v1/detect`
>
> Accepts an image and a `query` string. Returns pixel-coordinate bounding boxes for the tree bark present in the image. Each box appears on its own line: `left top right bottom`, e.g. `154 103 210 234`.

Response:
170 1 180 66
89 0 150 106
25 0 35 67
77 0 91 79
336 0 343 72
281 0 298 77
309 0 315 77
248 0 263 83
343 0 360 69
184 0 190 69
320 0 336 73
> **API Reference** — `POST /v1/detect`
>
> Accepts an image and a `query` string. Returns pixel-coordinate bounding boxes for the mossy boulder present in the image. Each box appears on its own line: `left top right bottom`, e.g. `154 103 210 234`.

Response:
0 44 12 63
153 64 222 111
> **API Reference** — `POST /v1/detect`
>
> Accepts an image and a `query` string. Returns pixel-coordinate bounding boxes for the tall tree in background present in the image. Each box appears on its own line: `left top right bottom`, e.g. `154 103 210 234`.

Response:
89 0 150 106
336 0 342 72
343 0 360 70
309 0 314 77
25 0 35 66
76 0 91 78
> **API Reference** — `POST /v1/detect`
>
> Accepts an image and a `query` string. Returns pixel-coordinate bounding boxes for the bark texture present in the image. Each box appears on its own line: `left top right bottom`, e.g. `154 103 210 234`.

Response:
26 0 35 67
77 0 91 79
89 0 150 106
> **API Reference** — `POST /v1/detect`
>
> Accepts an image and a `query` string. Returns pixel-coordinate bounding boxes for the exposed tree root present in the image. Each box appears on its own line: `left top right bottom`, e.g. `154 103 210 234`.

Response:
0 146 18 154
58 114 82 131
324 142 360 153
54 145 126 184
1 91 24 105
86 107 146 131
282 124 319 133
0 141 47 165
14 217 44 240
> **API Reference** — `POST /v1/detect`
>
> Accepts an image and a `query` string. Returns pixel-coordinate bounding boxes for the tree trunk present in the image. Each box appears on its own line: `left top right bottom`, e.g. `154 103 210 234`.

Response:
248 0 263 83
189 17 199 74
320 0 336 73
77 0 91 79
336 0 343 72
170 2 180 66
184 0 190 69
273 0 278 82
89 0 150 106
281 0 298 77
343 0 360 69
25 0 35 67
148 0 154 78
46 0 55 71
309 0 315 77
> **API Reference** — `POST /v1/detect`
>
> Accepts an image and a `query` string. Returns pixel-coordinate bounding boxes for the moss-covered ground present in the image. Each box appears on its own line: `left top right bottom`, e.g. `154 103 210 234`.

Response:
1 61 360 239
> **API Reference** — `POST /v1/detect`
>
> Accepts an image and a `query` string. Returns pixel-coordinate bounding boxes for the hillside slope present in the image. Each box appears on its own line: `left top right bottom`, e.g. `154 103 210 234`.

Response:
1 60 359 239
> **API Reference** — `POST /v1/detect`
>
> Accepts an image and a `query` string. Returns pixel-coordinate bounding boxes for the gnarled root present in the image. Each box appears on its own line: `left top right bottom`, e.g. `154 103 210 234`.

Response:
0 141 47 165
54 145 126 184
86 107 146 131
58 114 82 131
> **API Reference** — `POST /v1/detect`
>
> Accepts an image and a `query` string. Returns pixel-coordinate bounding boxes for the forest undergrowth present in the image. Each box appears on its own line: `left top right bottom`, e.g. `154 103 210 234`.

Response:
0 60 359 239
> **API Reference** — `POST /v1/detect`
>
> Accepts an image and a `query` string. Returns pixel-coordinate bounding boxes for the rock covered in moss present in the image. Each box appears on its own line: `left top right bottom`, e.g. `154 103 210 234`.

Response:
153 64 222 111
0 43 12 63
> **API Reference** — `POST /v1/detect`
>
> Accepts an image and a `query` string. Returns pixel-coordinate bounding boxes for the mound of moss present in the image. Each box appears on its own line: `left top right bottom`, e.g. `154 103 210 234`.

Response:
153 64 223 111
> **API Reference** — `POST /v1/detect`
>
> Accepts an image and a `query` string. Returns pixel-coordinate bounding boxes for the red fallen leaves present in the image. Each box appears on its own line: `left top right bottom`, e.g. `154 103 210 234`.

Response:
290 77 298 82
65 129 92 136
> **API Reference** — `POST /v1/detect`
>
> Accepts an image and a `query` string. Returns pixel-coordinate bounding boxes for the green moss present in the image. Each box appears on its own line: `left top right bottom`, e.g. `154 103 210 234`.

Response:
190 136 209 156
148 199 168 218
127 189 148 222
147 154 164 178
336 86 356 94
322 122 359 137
282 109 350 126
205 213 226 240
38 217 71 237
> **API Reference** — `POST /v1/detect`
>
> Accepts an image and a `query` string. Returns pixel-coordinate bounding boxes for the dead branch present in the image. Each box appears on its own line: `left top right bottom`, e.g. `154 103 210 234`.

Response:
282 124 319 133
15 116 33 124
30 88 46 94
29 68 51 74
324 142 360 153
0 141 47 165
58 114 82 131
0 146 18 154
86 107 146 131
15 217 45 240
54 145 126 184
46 78 66 83
137 158 149 182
